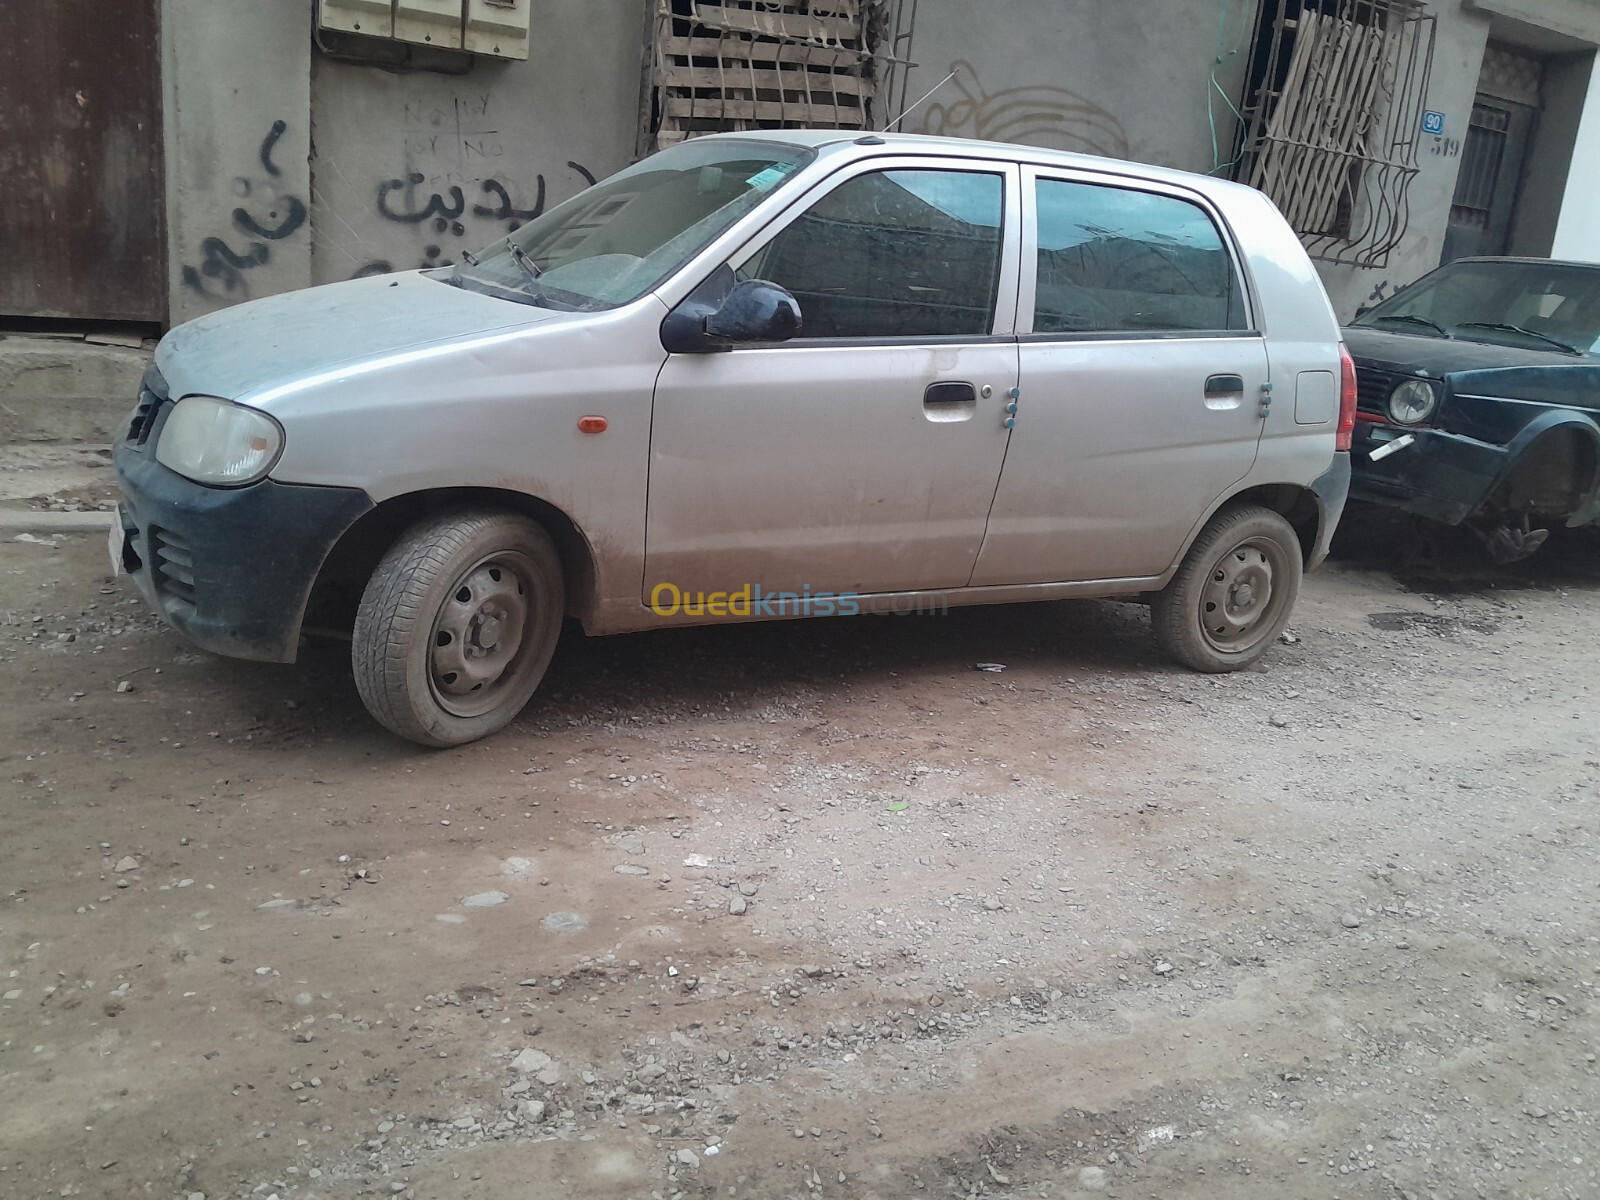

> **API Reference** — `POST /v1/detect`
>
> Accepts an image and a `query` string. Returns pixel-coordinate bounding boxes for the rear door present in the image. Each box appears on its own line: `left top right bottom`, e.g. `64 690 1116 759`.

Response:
970 169 1268 585
645 157 1022 600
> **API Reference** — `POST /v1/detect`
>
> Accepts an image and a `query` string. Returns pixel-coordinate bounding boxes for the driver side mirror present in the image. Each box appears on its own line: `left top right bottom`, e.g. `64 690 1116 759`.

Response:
661 269 803 353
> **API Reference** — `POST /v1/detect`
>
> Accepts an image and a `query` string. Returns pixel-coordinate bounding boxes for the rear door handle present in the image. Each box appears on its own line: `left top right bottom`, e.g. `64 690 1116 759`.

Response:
924 381 977 405
1204 374 1245 397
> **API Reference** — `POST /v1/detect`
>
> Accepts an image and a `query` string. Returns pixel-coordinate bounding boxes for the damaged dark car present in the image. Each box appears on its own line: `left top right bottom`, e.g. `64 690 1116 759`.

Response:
1345 256 1600 561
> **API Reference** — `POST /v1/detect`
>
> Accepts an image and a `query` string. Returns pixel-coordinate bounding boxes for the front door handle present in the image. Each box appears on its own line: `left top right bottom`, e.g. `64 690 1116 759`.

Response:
923 380 978 423
924 381 977 405
1204 374 1245 397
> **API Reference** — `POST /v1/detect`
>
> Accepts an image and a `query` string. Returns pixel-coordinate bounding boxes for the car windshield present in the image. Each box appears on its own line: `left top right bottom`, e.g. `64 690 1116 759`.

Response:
1352 259 1600 355
447 139 815 311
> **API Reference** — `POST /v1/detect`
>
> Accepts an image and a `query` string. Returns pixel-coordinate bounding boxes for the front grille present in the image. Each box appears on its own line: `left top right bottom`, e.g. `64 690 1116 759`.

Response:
128 364 171 444
150 528 197 611
1354 367 1396 416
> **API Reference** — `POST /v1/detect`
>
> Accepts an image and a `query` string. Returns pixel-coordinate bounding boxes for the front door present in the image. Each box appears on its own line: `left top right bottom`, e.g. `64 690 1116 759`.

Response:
646 159 1022 602
972 169 1269 585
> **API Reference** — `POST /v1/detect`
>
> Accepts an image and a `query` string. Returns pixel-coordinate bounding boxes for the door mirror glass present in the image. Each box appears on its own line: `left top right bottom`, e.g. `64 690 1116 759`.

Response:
661 271 802 353
703 279 802 344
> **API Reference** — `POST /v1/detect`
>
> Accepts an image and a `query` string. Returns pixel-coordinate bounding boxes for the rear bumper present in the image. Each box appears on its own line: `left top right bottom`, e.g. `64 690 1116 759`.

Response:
1306 452 1351 570
114 443 371 662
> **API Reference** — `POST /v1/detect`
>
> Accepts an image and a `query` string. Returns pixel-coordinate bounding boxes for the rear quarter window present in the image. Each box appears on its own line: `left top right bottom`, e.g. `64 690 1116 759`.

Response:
1033 179 1248 335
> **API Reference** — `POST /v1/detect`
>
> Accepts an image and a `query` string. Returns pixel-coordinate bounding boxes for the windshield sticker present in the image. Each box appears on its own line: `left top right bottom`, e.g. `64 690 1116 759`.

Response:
745 163 797 192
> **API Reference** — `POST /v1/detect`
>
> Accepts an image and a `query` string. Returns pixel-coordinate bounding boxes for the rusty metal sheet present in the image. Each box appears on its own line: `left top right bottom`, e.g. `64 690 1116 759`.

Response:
0 0 166 323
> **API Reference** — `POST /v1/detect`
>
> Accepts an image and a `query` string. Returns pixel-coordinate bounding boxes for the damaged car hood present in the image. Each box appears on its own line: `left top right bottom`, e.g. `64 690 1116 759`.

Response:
156 271 560 403
1343 326 1600 410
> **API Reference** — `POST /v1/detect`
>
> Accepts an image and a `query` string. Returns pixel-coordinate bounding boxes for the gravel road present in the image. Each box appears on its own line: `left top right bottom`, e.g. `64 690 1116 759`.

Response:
2 515 1596 1200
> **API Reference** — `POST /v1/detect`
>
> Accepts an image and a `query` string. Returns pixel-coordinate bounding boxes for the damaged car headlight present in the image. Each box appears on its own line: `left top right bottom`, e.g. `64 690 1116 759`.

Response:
1386 379 1440 426
155 396 284 486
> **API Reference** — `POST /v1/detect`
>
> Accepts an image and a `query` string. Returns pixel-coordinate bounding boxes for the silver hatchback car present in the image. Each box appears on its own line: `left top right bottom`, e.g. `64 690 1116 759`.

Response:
113 131 1353 747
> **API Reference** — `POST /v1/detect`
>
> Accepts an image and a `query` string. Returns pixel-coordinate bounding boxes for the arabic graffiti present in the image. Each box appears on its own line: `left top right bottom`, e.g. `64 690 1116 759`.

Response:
352 93 601 281
378 173 468 235
375 162 595 235
182 120 307 298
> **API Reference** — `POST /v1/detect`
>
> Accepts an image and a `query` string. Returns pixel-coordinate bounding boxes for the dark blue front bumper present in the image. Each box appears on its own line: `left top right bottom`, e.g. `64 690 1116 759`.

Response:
113 440 371 663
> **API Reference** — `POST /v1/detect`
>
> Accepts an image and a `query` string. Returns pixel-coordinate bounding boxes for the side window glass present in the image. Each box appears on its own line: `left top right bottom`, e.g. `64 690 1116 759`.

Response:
740 169 1005 339
1033 179 1247 334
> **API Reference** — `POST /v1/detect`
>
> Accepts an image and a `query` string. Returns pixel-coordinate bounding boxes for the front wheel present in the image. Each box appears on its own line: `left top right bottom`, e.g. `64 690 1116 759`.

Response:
352 510 564 747
1152 505 1302 673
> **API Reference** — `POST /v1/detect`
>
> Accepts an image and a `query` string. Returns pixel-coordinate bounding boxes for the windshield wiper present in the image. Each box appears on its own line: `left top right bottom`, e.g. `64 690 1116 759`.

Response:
1453 322 1581 355
460 248 480 266
1370 313 1452 337
508 241 543 283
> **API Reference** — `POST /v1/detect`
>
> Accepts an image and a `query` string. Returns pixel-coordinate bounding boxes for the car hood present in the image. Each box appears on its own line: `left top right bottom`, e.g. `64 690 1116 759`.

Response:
156 271 560 403
1343 326 1600 410
1341 325 1586 375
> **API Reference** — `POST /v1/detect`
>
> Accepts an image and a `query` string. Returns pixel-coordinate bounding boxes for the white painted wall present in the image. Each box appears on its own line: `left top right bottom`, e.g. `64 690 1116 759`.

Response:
1551 52 1600 262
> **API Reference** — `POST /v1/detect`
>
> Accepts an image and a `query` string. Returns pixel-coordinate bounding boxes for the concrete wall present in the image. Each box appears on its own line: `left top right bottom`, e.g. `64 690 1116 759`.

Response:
159 0 645 323
1551 51 1600 260
150 0 1600 329
898 0 1256 175
307 0 648 285
162 0 314 326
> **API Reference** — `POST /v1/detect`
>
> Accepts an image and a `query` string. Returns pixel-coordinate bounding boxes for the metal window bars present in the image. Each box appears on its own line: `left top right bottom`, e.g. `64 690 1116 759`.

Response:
646 1 888 152
1235 0 1436 269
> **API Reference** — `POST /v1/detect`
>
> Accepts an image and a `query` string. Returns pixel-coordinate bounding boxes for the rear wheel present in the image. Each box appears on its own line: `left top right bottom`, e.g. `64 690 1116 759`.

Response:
352 510 564 747
1153 505 1302 673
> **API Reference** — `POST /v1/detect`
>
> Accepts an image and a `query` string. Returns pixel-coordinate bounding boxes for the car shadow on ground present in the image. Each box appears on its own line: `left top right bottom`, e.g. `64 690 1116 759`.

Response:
1328 501 1600 596
286 594 1168 747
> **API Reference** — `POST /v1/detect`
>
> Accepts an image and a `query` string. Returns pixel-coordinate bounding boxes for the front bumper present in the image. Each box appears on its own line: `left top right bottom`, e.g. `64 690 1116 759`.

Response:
113 440 372 662
1350 421 1505 526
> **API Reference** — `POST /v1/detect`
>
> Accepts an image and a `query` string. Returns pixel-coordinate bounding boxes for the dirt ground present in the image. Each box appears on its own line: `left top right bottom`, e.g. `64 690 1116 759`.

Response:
2 509 1597 1200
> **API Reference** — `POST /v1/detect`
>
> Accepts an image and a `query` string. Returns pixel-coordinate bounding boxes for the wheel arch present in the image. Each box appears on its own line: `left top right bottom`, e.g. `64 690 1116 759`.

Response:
1487 415 1600 527
302 487 598 637
1172 481 1325 576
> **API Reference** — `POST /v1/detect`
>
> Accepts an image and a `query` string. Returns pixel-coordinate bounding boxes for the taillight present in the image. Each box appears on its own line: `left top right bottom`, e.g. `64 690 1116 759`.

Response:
1336 343 1357 452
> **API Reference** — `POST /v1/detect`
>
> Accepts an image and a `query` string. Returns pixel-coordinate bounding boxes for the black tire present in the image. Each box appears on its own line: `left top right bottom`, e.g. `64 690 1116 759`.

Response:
352 510 564 747
1152 505 1302 673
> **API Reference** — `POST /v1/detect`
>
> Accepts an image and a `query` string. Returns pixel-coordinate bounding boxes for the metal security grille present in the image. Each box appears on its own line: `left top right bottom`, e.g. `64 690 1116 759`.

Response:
1450 102 1510 231
1236 0 1436 269
647 1 886 151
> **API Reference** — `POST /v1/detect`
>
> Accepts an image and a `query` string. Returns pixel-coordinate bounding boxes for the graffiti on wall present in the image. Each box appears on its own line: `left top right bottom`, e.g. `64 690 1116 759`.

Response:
917 61 1129 159
181 120 308 299
348 94 595 278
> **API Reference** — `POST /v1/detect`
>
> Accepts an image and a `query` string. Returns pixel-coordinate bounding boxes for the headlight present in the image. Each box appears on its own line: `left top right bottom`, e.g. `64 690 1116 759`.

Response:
1386 379 1439 426
155 396 284 486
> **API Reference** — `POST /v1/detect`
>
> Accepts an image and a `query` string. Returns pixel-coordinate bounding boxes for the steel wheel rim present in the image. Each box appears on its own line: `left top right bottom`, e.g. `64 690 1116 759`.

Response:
1198 535 1288 654
427 550 539 719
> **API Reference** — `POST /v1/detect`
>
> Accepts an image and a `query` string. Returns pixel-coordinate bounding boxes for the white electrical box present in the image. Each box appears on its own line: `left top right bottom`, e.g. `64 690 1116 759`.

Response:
394 0 464 50
319 0 394 39
465 0 530 60
319 0 531 60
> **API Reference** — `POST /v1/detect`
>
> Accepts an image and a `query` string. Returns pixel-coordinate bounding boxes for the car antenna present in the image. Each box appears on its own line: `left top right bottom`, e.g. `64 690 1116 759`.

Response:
879 66 960 134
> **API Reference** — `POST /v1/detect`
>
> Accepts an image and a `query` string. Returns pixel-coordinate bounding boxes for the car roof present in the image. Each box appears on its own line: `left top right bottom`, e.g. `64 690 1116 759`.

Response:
688 128 1261 201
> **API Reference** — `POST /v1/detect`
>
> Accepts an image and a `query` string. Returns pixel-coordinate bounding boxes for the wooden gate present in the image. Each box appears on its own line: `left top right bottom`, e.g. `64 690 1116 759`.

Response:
0 0 166 323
